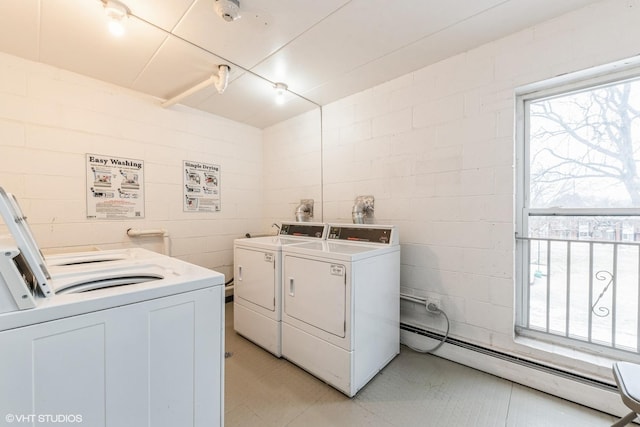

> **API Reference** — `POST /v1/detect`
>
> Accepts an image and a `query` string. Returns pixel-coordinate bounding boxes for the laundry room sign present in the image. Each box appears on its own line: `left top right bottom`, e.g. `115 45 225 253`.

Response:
86 154 145 219
183 160 221 212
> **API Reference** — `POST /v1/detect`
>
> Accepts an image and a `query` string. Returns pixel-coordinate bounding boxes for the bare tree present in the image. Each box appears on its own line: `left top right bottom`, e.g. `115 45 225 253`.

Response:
529 81 640 207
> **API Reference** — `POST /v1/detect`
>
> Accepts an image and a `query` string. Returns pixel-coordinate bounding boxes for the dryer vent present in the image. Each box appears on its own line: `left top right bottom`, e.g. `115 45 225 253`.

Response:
352 195 375 224
295 199 314 222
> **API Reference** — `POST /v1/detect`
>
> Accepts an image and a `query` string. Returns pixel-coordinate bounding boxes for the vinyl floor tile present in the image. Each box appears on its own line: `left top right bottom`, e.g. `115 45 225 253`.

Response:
224 303 618 427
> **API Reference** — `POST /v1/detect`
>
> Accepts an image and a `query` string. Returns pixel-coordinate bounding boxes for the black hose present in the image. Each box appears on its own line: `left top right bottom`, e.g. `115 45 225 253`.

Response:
406 308 450 354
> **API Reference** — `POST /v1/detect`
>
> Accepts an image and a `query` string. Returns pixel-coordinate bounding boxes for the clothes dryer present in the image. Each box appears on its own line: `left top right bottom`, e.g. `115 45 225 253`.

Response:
233 222 327 356
281 224 400 397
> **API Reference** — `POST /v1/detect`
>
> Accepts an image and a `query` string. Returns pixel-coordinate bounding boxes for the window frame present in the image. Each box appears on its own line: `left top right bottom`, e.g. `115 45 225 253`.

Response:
515 58 640 353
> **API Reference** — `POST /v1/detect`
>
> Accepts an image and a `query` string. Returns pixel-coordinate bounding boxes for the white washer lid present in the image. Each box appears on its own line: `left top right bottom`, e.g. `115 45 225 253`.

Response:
0 188 52 297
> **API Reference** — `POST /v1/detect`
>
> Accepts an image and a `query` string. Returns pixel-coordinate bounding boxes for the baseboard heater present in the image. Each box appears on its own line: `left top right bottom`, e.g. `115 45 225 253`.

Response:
400 322 616 393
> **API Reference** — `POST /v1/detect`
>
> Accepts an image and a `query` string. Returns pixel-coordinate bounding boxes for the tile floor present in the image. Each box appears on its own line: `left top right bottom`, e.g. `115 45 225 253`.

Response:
223 303 618 426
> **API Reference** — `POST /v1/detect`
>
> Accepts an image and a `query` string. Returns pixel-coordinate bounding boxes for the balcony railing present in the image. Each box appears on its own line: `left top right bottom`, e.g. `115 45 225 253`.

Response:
516 235 640 354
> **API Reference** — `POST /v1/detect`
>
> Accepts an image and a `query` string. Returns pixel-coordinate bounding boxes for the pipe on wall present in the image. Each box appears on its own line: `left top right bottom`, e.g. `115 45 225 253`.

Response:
294 199 314 222
352 195 374 224
161 64 230 108
126 228 171 256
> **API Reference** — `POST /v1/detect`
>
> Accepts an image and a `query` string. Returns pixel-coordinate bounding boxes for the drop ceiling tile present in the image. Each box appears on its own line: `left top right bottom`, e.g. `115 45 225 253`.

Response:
0 0 607 128
173 0 349 69
132 35 243 100
185 71 316 128
249 0 507 95
39 0 168 88
0 0 40 60
125 0 196 32
245 96 318 129
255 0 604 106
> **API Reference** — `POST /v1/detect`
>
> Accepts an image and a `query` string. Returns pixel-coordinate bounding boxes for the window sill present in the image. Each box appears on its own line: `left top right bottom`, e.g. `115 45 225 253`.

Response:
513 334 623 384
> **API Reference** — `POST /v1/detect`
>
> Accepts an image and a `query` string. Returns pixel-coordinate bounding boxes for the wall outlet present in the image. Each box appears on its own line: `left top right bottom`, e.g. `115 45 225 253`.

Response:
425 297 441 313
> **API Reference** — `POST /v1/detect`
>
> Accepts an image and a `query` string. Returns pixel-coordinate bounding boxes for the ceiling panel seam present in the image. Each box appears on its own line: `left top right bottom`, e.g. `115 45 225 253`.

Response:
244 0 353 71
130 34 172 89
36 0 42 60
298 0 513 98
129 11 320 107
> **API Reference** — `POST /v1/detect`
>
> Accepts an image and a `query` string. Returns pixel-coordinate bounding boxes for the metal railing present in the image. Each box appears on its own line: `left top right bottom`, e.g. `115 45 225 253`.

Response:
516 235 640 354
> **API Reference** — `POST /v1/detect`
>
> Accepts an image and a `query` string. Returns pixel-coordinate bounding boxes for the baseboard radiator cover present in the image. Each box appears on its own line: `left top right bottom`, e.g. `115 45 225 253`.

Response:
400 322 628 418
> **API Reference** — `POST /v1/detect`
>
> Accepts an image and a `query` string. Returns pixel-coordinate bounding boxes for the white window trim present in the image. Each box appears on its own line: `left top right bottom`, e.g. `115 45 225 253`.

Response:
514 54 640 350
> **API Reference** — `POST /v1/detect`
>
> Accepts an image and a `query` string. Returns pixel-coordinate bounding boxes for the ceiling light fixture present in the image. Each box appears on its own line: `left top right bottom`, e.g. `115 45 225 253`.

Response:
214 0 241 22
161 64 231 108
274 82 288 105
104 0 129 36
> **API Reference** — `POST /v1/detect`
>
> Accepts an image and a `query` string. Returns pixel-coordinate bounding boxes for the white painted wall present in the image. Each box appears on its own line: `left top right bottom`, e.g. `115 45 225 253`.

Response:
263 0 640 388
0 52 263 279
262 108 322 228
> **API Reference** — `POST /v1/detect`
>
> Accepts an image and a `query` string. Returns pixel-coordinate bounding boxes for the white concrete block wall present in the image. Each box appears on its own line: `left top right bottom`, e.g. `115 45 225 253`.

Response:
0 52 263 278
262 108 322 228
262 0 640 386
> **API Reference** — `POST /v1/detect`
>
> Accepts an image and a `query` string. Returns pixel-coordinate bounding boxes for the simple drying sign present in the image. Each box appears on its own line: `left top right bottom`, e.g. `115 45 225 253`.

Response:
183 160 221 212
86 154 145 219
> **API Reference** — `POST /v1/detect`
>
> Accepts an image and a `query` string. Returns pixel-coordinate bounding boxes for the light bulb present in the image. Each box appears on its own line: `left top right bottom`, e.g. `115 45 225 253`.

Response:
104 1 128 37
108 19 125 36
274 82 287 105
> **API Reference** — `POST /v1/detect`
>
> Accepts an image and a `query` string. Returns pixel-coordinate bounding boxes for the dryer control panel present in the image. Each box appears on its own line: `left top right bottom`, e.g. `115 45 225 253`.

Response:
327 225 398 245
279 222 326 239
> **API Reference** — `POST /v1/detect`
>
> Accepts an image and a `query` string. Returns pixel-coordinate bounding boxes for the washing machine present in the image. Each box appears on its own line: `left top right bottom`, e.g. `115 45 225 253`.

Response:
281 223 400 397
233 221 328 356
0 191 226 427
0 188 147 272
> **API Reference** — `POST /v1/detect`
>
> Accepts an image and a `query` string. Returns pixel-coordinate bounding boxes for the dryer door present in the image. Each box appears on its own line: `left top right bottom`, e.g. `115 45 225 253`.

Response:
235 248 276 311
283 255 346 338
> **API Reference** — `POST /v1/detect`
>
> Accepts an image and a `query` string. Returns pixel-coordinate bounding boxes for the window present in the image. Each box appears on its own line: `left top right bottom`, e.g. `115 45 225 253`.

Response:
516 65 640 355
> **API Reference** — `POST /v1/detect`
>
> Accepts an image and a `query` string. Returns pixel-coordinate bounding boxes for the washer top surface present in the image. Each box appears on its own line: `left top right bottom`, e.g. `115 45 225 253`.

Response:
235 235 319 251
46 247 166 269
282 240 399 262
0 251 224 330
235 221 329 251
46 249 130 267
